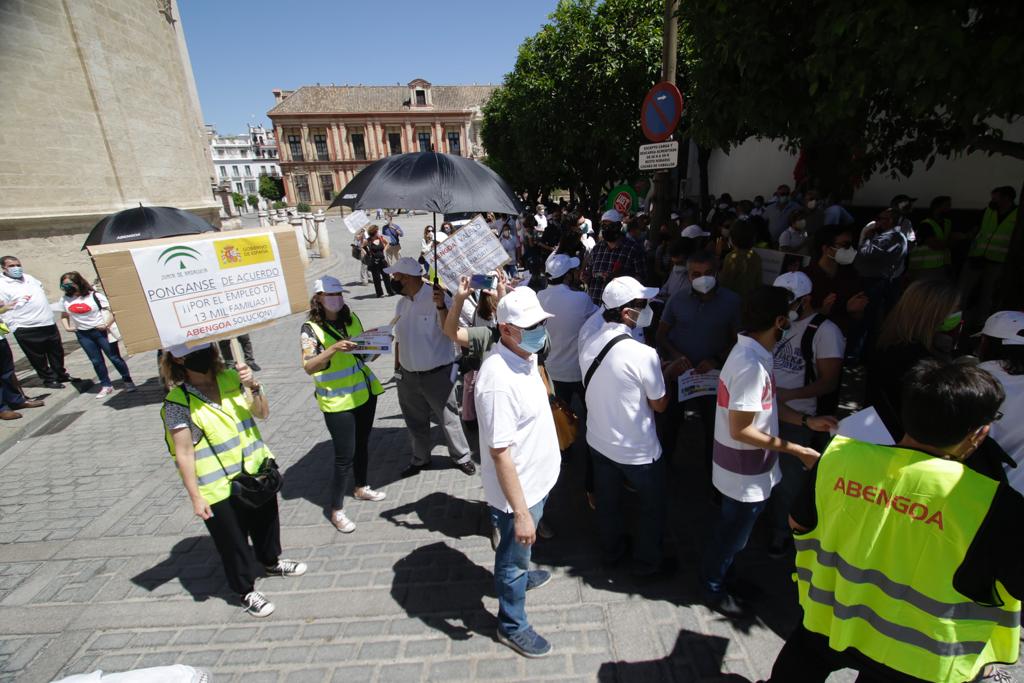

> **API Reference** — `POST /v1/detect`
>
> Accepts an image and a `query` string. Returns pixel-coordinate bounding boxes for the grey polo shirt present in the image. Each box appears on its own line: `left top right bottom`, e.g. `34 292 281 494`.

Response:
661 286 741 364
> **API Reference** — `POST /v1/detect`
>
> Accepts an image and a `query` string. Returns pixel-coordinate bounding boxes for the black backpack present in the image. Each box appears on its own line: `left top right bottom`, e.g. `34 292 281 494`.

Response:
800 314 840 415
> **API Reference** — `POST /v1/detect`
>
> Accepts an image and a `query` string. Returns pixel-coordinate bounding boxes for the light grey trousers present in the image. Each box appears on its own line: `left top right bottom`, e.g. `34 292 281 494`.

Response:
396 364 472 466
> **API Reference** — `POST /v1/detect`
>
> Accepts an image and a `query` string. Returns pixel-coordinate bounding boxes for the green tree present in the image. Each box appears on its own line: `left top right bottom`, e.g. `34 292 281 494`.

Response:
246 194 260 211
258 174 284 202
482 0 664 209
231 192 245 211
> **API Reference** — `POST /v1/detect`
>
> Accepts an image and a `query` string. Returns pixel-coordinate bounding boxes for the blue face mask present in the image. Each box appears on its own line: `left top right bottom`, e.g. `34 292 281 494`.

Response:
517 326 547 354
5 266 23 279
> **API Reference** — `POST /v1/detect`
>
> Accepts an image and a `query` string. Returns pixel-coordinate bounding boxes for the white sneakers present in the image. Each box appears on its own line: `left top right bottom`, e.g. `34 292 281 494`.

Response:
332 509 356 533
354 486 387 502
95 386 114 399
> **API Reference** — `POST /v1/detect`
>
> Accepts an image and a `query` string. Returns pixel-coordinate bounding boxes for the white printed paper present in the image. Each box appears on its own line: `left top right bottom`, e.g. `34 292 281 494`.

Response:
343 210 370 234
836 407 895 445
130 233 291 348
431 216 509 287
678 369 719 401
349 326 393 355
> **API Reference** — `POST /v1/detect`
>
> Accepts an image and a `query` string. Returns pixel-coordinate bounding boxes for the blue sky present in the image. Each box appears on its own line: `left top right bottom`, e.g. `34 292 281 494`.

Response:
179 0 559 135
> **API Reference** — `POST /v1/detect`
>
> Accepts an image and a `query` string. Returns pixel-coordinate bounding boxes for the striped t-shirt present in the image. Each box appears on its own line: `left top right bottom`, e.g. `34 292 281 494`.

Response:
712 334 781 502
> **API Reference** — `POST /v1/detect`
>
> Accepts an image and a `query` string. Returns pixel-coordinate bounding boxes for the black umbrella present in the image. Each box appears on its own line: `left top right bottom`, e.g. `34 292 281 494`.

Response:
328 152 523 215
82 205 217 249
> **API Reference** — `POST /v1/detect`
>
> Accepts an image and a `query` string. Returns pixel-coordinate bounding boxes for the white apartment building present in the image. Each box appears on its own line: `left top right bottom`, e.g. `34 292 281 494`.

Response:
207 123 281 197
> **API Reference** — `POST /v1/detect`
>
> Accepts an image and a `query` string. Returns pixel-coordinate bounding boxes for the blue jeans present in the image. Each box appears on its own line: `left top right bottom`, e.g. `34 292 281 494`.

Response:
75 328 132 387
591 447 666 573
701 496 768 594
490 496 546 637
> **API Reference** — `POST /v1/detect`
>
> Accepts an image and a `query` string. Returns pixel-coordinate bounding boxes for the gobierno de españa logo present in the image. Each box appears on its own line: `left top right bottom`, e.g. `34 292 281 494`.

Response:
159 245 201 270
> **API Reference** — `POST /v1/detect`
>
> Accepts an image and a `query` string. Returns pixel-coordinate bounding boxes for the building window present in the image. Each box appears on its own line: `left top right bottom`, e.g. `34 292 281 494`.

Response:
260 165 267 175
313 134 329 160
447 132 461 156
415 89 426 106
244 165 252 176
320 174 335 202
385 132 401 154
231 165 240 178
240 149 248 158
235 182 243 194
295 175 311 202
351 133 366 160
418 131 431 153
219 166 227 178
288 134 304 161
245 180 257 194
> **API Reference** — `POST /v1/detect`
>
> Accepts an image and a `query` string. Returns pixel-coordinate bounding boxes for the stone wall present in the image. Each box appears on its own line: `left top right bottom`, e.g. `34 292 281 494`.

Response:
0 0 220 293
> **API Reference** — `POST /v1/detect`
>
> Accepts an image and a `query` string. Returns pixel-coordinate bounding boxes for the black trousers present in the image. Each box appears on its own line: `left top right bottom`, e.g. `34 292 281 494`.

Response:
203 494 282 598
368 259 394 297
769 624 931 683
218 334 256 364
0 339 27 410
322 394 378 510
12 324 66 383
657 388 716 473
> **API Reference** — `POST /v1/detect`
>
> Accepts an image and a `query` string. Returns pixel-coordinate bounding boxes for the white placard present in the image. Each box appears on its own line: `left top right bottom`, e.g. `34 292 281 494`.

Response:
677 369 720 401
638 140 679 170
431 215 509 287
344 210 370 234
753 248 810 285
350 326 393 355
130 232 291 348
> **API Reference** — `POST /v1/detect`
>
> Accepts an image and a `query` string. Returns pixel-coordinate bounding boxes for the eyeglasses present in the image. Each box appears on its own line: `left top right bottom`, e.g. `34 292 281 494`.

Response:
522 321 547 331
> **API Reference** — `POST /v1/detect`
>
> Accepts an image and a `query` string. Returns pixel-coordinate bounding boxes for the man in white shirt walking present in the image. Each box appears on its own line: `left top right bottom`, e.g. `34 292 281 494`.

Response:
475 287 561 658
386 257 476 479
579 277 670 577
0 256 70 388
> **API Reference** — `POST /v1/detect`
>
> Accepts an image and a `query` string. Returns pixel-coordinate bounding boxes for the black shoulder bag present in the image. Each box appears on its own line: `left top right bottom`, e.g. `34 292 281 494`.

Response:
799 314 840 416
583 334 631 391
183 385 281 509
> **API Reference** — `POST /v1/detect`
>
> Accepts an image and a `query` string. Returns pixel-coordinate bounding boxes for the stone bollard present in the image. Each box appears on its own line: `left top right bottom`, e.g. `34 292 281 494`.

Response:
258 210 269 228
314 209 330 260
290 215 310 266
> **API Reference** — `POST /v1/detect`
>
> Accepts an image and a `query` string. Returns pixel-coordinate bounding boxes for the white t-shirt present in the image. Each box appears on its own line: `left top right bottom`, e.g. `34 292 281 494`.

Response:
475 342 561 512
712 334 781 502
537 284 599 383
0 273 55 330
393 283 457 371
579 321 665 465
981 361 1024 496
62 291 109 331
580 234 596 253
534 213 548 231
773 315 845 415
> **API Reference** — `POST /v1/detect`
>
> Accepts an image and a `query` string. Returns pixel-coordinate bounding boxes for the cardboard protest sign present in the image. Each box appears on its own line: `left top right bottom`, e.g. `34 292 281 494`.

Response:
88 225 308 354
431 215 509 287
677 369 719 401
754 248 810 285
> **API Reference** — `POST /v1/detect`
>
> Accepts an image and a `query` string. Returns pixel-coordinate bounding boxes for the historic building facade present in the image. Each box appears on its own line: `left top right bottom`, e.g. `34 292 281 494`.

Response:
267 79 496 207
207 124 280 196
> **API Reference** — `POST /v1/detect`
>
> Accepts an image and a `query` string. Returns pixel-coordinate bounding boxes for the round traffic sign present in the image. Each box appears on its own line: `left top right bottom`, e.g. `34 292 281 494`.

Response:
640 82 683 143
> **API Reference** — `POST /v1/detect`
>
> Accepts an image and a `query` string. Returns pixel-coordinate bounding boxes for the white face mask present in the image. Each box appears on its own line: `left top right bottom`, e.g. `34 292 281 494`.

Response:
322 295 345 312
628 304 654 329
692 275 717 294
833 247 857 265
806 200 818 210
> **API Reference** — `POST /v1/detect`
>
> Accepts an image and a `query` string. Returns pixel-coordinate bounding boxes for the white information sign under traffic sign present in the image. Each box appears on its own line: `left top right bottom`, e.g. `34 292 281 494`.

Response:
431 215 509 287
130 232 291 348
638 140 679 171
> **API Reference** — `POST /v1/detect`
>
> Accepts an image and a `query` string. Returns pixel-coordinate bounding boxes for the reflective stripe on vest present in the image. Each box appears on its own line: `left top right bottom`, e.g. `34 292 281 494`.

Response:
970 207 1018 263
161 369 272 505
795 436 1020 682
909 218 951 270
307 318 383 412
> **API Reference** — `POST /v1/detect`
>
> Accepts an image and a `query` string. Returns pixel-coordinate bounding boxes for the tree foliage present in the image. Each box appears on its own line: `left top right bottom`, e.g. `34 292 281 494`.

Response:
258 174 284 202
679 0 1024 193
481 0 664 208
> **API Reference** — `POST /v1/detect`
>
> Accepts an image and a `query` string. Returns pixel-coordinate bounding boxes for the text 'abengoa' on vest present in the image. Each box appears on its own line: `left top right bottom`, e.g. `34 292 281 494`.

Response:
833 477 945 530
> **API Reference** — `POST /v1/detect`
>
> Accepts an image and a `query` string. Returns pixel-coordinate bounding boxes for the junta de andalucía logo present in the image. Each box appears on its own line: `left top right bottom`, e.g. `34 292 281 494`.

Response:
159 245 201 270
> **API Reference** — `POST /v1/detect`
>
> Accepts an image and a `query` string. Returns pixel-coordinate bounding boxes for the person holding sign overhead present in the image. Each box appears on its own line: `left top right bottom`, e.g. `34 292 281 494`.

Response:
300 276 387 534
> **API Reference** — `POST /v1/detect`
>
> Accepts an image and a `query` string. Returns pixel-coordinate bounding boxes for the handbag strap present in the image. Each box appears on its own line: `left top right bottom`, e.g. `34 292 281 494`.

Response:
538 364 555 397
181 385 249 479
321 317 375 383
583 334 631 390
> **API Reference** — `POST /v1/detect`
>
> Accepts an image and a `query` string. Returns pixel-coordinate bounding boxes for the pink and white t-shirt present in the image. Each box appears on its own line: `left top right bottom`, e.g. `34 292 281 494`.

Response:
712 334 781 502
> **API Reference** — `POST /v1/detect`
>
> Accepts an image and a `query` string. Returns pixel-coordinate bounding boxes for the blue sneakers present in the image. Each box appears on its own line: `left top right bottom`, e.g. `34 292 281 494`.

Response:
526 569 552 591
497 627 552 658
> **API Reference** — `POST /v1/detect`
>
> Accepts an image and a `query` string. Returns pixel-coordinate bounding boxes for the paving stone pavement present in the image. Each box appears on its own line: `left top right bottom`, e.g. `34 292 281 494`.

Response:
2 213 1022 682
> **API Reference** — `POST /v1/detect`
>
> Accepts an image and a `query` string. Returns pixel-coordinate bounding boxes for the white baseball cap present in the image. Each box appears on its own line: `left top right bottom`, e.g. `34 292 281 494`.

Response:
166 342 212 359
383 257 423 277
496 286 554 328
681 224 710 239
773 271 813 301
670 212 680 220
977 311 1024 345
600 209 623 223
602 276 658 309
314 275 347 294
545 253 580 279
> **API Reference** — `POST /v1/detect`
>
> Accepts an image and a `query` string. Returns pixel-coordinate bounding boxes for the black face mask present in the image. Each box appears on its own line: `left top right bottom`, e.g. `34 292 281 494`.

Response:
182 347 216 374
60 283 77 295
390 277 404 294
989 200 1001 211
602 227 622 243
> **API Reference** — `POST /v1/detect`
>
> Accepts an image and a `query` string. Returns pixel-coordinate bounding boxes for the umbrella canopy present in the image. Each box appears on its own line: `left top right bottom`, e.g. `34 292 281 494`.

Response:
82 205 217 249
327 152 523 216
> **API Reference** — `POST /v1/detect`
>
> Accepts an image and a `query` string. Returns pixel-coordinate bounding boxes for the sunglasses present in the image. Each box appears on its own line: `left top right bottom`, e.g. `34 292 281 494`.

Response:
522 321 547 331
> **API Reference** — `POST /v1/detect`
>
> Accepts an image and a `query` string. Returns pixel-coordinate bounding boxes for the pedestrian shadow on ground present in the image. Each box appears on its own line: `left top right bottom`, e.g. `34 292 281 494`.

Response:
391 541 497 641
597 629 747 682
103 377 166 410
380 491 491 540
130 536 236 606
